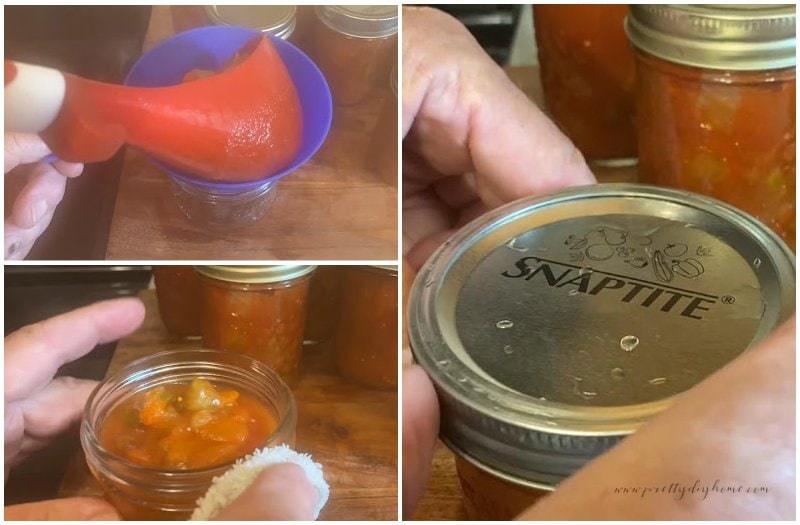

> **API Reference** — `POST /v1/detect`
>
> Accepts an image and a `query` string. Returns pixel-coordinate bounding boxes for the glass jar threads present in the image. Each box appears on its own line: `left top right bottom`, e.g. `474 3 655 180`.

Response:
196 265 315 379
205 5 297 41
626 5 796 248
334 265 398 389
309 5 398 106
534 5 637 163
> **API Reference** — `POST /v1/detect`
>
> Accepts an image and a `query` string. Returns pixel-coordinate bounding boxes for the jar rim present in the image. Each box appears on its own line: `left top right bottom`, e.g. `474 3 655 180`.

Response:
314 5 398 39
82 349 296 478
205 5 297 40
195 265 316 284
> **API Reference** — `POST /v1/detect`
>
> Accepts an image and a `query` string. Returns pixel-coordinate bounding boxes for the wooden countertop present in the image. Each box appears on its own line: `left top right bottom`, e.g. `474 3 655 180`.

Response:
409 64 637 521
104 6 397 260
58 289 398 521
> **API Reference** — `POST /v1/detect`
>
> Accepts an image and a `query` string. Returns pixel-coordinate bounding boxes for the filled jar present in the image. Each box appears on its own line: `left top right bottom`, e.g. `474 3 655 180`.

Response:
196 265 315 379
81 349 296 520
303 265 344 346
626 5 796 249
205 5 297 41
534 5 637 163
334 265 397 389
368 66 398 185
309 5 398 106
408 184 795 520
152 266 202 338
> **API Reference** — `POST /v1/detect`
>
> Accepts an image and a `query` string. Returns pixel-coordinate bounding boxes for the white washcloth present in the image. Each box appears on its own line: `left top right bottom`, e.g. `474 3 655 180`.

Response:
191 445 329 520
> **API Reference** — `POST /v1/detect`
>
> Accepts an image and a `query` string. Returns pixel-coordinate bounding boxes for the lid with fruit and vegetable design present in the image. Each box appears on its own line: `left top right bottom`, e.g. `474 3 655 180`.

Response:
407 183 794 489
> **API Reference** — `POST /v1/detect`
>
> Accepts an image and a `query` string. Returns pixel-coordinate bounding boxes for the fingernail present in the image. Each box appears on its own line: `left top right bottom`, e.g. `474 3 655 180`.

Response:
29 200 49 226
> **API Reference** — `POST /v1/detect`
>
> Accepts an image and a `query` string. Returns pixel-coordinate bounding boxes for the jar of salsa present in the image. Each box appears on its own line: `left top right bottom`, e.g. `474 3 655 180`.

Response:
369 66 398 185
334 265 397 389
304 265 343 346
81 349 296 520
196 265 315 379
533 5 637 163
309 5 398 106
152 266 202 338
205 5 297 41
626 5 796 249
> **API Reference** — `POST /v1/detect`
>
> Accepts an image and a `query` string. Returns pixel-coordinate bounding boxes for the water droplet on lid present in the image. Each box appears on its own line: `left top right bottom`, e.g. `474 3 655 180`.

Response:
538 396 547 401
578 267 593 275
620 335 640 352
753 257 762 268
649 377 667 385
611 367 625 380
505 237 528 252
496 320 514 330
571 376 599 400
457 376 468 383
503 345 513 355
436 359 451 367
568 289 581 296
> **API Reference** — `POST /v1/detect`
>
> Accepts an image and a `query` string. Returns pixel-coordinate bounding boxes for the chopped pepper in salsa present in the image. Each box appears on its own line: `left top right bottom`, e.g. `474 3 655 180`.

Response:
100 378 277 470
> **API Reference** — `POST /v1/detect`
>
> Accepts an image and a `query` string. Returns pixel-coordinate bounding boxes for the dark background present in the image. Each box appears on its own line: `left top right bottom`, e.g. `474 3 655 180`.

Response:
427 4 522 64
5 6 152 259
5 266 151 503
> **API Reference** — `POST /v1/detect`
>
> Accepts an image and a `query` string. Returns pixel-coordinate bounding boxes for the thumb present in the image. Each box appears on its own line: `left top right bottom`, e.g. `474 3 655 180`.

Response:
402 365 440 518
4 497 121 520
213 463 319 521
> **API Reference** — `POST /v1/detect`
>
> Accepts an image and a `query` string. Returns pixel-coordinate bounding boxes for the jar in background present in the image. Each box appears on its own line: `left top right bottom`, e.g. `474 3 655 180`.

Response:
309 5 398 106
206 5 297 41
81 349 296 520
170 6 211 34
334 265 397 389
534 5 636 163
196 265 315 379
626 5 796 249
152 266 202 338
409 185 794 520
304 266 344 346
170 177 278 231
369 66 398 185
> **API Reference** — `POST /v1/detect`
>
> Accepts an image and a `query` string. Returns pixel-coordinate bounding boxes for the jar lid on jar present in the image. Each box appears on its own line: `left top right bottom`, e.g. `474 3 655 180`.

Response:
407 184 794 488
315 5 398 39
206 5 297 39
195 265 316 283
626 4 796 71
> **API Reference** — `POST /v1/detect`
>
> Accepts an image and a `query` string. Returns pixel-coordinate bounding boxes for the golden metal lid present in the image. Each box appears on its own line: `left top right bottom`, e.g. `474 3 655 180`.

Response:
315 5 398 39
626 4 796 71
206 5 297 40
195 265 316 284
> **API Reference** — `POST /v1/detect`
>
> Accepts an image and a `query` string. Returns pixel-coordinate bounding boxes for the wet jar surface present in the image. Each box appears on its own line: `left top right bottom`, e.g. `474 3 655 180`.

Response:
334 266 398 388
635 51 796 248
199 274 311 379
534 5 636 161
153 266 202 338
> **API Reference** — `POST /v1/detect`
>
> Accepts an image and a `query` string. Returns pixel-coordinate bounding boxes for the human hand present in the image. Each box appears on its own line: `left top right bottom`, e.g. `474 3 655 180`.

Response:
402 7 596 269
4 297 145 519
4 132 84 260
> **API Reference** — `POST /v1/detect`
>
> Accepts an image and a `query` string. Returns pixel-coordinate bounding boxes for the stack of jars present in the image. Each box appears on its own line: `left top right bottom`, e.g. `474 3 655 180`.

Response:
534 5 795 249
153 265 397 388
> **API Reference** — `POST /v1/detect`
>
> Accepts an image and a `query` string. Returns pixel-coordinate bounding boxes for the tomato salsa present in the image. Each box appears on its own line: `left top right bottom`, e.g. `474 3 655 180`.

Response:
100 378 277 470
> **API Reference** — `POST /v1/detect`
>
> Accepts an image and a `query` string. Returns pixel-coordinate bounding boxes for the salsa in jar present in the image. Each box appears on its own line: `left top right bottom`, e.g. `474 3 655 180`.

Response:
153 266 202 338
308 5 398 106
197 266 315 379
334 265 397 389
627 5 796 249
534 5 636 162
304 265 344 346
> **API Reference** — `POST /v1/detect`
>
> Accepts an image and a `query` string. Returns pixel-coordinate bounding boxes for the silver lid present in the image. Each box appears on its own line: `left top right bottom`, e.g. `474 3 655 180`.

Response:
408 184 794 487
626 5 796 71
195 265 316 284
315 5 398 39
206 5 297 40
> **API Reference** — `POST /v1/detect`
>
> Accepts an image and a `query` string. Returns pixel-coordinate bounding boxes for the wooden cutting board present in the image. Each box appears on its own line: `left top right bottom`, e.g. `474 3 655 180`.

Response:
58 289 398 521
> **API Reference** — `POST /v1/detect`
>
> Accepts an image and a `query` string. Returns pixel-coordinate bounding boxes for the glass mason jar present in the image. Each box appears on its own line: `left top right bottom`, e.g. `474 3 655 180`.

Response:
626 5 796 249
303 265 344 346
368 66 398 185
196 265 315 379
170 176 278 231
205 5 297 41
534 5 637 164
334 265 397 389
152 266 202 338
309 5 398 106
81 349 296 520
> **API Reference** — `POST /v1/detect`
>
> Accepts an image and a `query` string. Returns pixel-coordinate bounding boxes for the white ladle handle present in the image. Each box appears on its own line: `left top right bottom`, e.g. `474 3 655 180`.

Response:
5 60 66 133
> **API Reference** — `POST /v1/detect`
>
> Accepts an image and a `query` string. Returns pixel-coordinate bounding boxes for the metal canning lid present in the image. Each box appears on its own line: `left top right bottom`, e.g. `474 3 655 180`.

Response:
408 183 794 488
195 265 316 284
626 4 796 71
206 5 297 40
315 5 398 39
